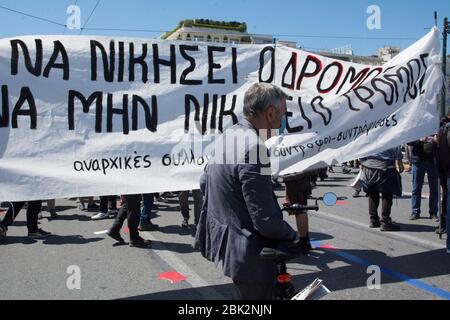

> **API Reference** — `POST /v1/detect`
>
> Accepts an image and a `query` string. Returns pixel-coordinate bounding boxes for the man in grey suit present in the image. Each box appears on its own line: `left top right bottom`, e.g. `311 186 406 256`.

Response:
195 83 299 300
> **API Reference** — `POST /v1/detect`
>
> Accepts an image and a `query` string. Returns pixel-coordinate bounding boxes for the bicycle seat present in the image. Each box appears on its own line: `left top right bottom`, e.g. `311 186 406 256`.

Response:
260 244 301 262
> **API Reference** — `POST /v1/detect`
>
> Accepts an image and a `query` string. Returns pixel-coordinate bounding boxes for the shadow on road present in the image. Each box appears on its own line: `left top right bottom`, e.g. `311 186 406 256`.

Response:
150 239 196 254
0 234 104 245
41 235 104 245
45 214 92 222
289 246 450 298
118 283 234 300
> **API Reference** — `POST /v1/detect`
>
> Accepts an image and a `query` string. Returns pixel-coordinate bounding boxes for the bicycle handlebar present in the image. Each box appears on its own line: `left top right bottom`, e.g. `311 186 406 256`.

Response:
282 203 319 214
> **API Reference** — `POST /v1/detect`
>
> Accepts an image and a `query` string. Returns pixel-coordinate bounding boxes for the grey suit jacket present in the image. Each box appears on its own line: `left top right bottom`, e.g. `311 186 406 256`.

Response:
195 119 297 284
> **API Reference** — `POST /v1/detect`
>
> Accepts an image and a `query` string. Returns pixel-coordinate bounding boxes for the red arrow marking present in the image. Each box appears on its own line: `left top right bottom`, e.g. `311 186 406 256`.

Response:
159 271 187 284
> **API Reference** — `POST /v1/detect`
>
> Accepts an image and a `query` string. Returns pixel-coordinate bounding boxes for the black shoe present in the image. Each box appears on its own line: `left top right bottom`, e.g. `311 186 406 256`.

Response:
138 222 159 231
107 229 125 243
49 209 58 219
409 214 420 220
28 229 52 238
87 203 99 211
271 179 282 189
78 203 87 211
181 218 189 228
108 209 118 219
380 222 400 232
430 214 439 222
342 167 351 174
297 237 312 255
353 190 361 198
129 237 151 248
435 227 447 234
369 220 381 228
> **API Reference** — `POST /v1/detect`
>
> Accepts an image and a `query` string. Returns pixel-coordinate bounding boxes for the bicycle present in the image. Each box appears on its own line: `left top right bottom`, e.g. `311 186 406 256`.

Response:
260 202 319 300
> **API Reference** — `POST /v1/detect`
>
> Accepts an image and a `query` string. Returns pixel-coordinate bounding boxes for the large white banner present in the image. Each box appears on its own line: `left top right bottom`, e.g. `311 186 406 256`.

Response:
0 28 443 201
269 28 443 175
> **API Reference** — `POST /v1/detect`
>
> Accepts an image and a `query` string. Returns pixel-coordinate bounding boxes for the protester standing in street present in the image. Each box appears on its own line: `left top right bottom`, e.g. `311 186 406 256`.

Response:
195 83 298 300
437 112 450 253
360 147 404 231
407 136 439 221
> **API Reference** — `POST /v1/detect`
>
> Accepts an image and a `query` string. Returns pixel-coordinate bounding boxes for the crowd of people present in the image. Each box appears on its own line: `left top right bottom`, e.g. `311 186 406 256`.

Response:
0 83 449 300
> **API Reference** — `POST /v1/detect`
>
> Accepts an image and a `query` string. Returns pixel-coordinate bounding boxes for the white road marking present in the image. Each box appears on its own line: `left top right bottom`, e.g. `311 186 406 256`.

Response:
94 230 109 235
402 192 429 199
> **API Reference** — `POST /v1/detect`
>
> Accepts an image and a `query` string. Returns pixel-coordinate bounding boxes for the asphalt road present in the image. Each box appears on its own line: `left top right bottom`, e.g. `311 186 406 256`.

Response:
1 167 449 300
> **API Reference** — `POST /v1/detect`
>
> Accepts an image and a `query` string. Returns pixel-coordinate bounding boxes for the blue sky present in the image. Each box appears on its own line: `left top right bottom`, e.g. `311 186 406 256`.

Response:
0 0 448 55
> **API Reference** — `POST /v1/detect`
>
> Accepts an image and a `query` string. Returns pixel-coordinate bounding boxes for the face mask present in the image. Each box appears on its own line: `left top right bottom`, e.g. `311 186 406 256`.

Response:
278 116 287 135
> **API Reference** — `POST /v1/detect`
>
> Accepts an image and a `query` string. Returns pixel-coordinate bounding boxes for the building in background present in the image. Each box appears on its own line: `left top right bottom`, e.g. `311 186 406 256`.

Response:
162 19 400 64
161 19 273 45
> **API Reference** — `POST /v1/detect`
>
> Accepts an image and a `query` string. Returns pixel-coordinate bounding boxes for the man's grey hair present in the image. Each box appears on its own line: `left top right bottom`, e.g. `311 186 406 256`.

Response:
243 83 288 117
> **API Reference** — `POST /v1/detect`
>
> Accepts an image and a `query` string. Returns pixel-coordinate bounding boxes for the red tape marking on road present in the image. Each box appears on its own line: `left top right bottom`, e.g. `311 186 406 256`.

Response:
123 227 129 234
159 271 187 284
319 243 338 251
336 201 350 205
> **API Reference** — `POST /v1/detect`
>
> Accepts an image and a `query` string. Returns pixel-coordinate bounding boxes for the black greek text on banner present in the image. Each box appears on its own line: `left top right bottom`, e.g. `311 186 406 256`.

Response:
0 29 443 201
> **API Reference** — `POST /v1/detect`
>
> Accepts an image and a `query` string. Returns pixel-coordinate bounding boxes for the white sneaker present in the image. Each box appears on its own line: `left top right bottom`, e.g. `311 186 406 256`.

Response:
91 212 109 220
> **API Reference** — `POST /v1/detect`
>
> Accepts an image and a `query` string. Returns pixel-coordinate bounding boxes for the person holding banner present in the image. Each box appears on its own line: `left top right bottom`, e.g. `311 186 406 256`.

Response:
195 83 299 300
360 147 404 231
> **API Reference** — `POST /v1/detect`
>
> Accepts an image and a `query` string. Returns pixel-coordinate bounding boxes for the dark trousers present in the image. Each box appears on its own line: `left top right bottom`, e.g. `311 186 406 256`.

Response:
99 195 117 213
442 188 447 228
178 190 203 225
368 192 393 224
232 281 274 300
0 201 42 233
110 194 141 241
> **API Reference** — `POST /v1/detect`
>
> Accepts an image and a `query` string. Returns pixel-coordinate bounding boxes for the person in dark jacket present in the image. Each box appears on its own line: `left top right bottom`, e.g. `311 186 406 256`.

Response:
407 135 439 221
437 112 450 253
360 147 404 231
195 83 298 300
